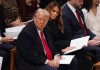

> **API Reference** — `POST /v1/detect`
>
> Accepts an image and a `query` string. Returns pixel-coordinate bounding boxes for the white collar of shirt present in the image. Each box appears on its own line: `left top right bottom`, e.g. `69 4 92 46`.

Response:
67 2 83 23
37 29 45 39
67 1 76 14
37 29 41 37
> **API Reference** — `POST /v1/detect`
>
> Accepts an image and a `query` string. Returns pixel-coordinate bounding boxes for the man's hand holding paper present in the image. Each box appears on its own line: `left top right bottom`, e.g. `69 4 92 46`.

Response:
61 47 76 53
1 37 14 43
64 36 90 54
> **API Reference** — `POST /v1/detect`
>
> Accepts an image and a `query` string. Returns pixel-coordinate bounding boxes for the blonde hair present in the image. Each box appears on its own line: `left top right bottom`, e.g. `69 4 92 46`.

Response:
34 8 50 18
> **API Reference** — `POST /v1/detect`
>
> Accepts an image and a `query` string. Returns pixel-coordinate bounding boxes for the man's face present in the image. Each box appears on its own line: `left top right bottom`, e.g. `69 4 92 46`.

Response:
34 14 49 30
72 0 83 9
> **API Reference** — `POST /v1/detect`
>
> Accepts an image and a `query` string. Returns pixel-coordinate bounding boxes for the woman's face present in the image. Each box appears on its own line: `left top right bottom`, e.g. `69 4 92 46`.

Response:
92 0 99 6
50 6 59 20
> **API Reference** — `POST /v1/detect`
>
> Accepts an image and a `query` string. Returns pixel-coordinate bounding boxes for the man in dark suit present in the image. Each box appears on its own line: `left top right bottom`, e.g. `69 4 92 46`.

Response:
16 8 61 70
0 5 15 70
62 0 100 64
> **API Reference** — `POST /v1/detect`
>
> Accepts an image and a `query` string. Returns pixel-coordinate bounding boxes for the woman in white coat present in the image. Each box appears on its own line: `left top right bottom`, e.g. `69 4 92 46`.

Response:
82 0 100 37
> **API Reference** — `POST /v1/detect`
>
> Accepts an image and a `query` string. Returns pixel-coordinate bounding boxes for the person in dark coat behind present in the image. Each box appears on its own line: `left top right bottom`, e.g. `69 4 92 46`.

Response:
0 5 15 70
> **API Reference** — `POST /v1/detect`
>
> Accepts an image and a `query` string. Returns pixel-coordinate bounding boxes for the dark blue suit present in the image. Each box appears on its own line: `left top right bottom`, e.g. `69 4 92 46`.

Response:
62 3 100 64
0 5 15 70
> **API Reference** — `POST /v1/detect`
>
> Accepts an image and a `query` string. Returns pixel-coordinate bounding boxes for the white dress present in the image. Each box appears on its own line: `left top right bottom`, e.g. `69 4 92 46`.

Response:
82 6 100 37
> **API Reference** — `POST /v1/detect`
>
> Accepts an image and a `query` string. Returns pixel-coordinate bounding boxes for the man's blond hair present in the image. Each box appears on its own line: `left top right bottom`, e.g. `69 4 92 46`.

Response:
34 8 50 18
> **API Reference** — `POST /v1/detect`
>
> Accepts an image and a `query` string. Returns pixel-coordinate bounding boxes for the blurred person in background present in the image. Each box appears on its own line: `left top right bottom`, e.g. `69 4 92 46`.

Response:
0 4 15 70
0 0 20 27
16 0 38 21
82 0 100 38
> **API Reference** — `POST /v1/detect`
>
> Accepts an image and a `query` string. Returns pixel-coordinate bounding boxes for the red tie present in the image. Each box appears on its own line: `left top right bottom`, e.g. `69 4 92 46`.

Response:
76 10 87 36
40 31 52 60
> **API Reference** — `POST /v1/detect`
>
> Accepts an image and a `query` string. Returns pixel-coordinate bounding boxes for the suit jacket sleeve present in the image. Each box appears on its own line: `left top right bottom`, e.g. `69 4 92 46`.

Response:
87 29 96 39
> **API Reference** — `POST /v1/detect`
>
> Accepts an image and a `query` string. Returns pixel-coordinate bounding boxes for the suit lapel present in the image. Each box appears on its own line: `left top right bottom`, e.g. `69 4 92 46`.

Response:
31 22 45 53
43 29 53 53
66 4 84 28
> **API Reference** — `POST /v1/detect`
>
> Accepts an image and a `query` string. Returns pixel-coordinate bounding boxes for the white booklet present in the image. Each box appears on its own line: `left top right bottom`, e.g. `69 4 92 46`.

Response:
0 57 3 70
4 25 25 39
59 55 75 64
5 25 25 32
64 36 90 54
